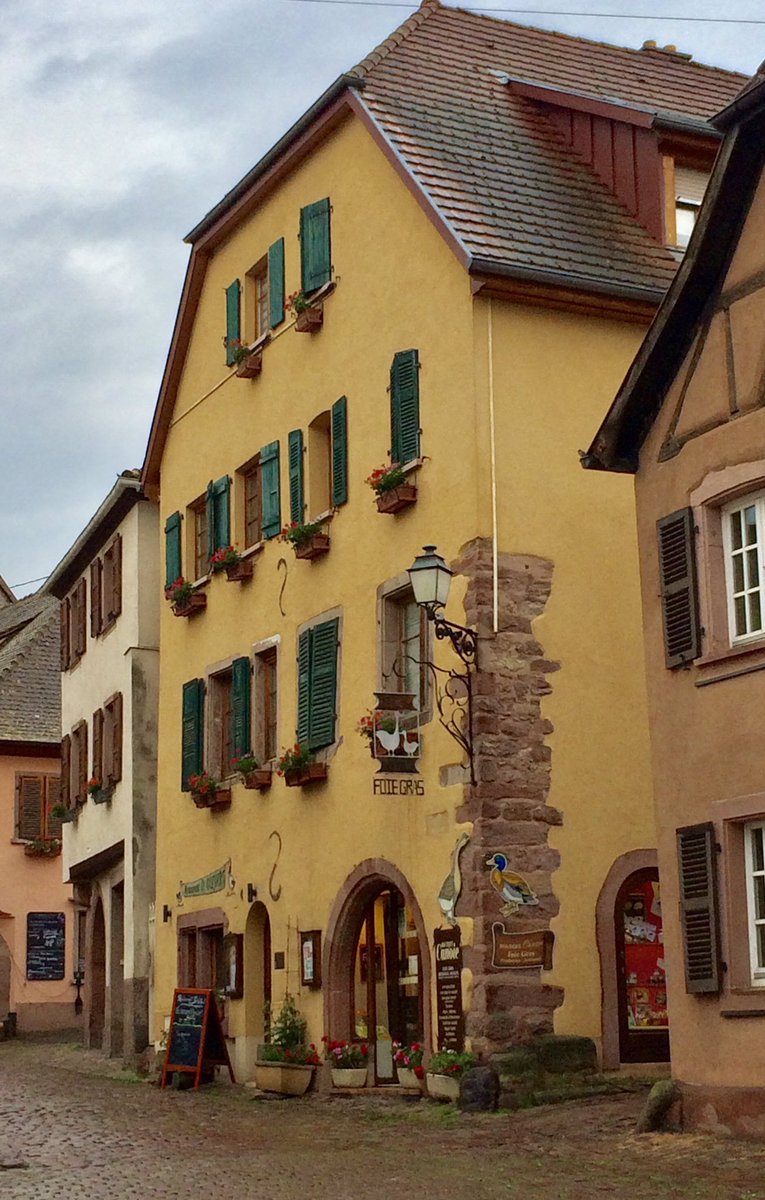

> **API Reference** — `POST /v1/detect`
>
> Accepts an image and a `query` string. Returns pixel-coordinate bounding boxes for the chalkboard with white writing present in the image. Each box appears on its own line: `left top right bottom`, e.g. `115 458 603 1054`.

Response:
26 912 65 981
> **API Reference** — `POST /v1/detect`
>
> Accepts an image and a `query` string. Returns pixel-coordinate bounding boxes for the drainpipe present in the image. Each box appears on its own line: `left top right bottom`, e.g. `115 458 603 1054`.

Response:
487 298 499 634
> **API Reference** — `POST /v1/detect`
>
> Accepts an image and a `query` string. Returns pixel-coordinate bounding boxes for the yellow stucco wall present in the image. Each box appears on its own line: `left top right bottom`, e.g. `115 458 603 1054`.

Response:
154 108 657 1071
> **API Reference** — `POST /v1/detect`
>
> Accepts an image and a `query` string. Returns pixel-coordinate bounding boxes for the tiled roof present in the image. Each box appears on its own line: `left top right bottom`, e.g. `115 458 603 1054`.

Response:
353 0 748 295
0 593 60 743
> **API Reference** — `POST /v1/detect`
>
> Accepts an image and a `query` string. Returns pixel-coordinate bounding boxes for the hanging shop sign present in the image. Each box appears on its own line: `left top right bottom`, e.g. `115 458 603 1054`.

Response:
160 988 235 1089
434 926 465 1051
490 923 554 970
176 860 235 906
26 912 65 981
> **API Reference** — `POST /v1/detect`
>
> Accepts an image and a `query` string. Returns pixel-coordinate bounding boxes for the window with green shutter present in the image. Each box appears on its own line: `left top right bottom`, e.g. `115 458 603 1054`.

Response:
260 441 281 539
296 618 339 751
268 238 285 328
206 477 231 560
165 511 182 588
230 657 252 763
225 280 241 364
331 396 348 507
181 679 205 790
300 199 331 294
288 430 304 523
390 349 421 466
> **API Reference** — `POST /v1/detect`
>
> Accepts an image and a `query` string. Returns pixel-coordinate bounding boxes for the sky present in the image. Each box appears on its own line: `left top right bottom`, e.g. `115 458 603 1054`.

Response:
1 0 763 596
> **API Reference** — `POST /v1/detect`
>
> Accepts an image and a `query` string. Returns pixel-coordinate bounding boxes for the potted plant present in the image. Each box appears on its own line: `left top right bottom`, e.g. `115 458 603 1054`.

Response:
51 802 76 825
393 1041 425 1089
286 290 323 334
426 1049 478 1102
210 545 253 582
231 754 272 791
24 838 62 858
279 520 330 561
225 337 263 378
167 577 206 617
188 772 231 809
366 462 417 514
277 744 328 787
255 994 320 1095
323 1037 369 1088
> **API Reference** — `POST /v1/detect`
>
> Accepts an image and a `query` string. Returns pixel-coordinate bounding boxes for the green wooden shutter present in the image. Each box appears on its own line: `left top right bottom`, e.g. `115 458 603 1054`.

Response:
268 238 285 328
300 198 331 293
297 629 311 746
288 430 304 524
225 280 241 364
212 476 231 552
390 349 421 465
657 508 701 668
181 679 205 791
260 441 281 539
230 657 252 764
677 822 722 994
331 396 348 508
164 512 182 588
308 618 339 751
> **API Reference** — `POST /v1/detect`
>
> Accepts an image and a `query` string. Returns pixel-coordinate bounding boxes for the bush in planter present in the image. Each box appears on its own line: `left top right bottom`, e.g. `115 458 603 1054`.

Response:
428 1049 478 1078
261 994 319 1065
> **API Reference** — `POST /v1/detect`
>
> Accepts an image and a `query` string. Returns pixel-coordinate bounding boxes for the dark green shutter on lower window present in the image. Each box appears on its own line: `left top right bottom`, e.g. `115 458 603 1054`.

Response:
225 280 241 365
297 630 311 745
212 476 230 553
260 441 281 539
390 349 420 465
331 396 348 507
164 511 182 588
230 657 252 763
308 618 339 751
268 239 285 328
300 199 331 293
288 430 304 523
181 679 205 791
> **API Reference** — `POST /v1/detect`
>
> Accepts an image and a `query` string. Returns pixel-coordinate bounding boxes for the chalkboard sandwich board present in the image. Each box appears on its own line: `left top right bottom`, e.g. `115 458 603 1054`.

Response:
27 912 65 981
160 988 234 1089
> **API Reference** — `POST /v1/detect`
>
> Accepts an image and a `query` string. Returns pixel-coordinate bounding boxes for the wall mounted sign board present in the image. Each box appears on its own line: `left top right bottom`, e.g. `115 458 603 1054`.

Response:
222 933 243 999
434 926 464 1051
176 860 235 906
26 912 65 981
490 924 554 970
160 988 234 1089
372 778 425 797
300 930 322 988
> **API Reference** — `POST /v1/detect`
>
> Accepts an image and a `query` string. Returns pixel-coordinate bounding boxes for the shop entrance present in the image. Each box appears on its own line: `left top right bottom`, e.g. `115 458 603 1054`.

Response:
351 887 422 1084
615 869 669 1063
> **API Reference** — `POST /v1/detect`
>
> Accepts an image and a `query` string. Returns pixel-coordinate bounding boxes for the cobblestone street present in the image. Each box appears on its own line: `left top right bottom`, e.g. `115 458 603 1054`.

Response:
0 1042 763 1200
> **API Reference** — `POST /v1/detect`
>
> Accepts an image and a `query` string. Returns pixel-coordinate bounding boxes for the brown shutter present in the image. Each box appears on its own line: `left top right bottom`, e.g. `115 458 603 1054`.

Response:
90 559 103 637
111 535 122 621
17 775 43 840
92 708 104 785
60 599 70 670
677 822 722 994
46 778 62 838
657 508 701 668
106 693 123 784
60 735 71 808
73 720 88 803
74 578 87 659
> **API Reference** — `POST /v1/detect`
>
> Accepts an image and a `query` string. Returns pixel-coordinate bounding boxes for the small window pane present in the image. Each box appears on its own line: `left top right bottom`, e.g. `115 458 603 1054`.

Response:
745 505 758 547
735 595 747 636
750 592 762 632
757 925 765 972
733 554 745 593
753 827 764 873
747 548 760 590
755 876 765 921
731 510 743 551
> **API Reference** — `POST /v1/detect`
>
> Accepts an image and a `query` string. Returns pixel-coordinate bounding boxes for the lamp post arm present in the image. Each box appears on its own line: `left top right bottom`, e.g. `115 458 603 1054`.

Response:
426 606 478 667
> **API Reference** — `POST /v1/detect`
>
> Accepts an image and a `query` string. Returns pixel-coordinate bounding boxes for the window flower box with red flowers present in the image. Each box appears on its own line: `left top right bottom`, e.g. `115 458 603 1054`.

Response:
286 291 323 334
277 744 328 787
367 462 417 515
279 521 330 562
210 545 253 583
189 773 231 810
167 578 207 617
231 755 272 791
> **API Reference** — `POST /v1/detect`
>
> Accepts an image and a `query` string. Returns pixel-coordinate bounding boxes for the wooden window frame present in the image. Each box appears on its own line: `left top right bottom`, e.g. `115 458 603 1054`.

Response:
745 821 765 987
721 491 765 647
245 255 270 345
188 495 209 582
379 581 431 718
15 774 61 842
237 455 263 552
101 535 122 632
253 642 279 765
206 666 234 781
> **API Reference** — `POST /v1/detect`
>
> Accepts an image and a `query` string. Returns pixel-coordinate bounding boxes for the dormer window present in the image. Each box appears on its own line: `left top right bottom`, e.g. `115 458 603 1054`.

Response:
673 165 708 249
676 199 701 249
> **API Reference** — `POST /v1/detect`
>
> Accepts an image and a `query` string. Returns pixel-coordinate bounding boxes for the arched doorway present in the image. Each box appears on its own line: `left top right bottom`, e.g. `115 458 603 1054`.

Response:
615 869 669 1063
244 901 271 1036
0 932 10 1018
325 860 431 1085
89 898 106 1049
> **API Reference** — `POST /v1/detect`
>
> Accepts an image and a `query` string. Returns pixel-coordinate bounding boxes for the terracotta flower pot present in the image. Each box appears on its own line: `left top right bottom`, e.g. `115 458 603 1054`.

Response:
283 769 304 788
208 787 232 810
376 484 418 514
300 763 328 785
295 306 323 333
172 593 207 618
294 534 330 561
331 1067 368 1089
192 792 212 809
225 559 253 582
235 351 263 378
243 769 272 791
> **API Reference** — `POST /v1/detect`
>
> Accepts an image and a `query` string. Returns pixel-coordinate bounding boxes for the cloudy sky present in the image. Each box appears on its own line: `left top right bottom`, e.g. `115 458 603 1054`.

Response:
1 0 763 596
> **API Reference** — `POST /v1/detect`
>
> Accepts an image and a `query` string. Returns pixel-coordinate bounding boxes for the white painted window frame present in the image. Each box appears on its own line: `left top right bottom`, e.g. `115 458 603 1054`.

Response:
721 491 765 645
745 821 765 985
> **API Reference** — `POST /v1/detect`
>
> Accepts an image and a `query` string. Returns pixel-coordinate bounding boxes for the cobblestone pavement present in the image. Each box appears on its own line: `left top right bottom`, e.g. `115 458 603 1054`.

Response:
1 1042 763 1200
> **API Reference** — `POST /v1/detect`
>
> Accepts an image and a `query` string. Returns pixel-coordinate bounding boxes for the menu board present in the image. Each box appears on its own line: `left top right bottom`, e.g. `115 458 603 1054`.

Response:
26 912 65 981
434 927 464 1051
161 988 235 1089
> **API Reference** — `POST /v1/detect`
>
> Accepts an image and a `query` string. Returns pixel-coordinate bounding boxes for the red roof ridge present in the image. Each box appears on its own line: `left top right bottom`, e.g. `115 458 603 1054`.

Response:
354 0 442 76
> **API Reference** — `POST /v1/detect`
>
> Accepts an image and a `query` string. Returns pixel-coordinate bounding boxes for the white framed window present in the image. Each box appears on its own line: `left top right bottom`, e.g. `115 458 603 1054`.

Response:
722 493 765 644
745 821 765 985
675 199 700 249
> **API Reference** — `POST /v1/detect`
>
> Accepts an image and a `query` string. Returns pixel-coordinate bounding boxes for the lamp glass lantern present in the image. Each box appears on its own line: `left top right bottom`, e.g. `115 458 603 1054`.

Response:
408 545 453 610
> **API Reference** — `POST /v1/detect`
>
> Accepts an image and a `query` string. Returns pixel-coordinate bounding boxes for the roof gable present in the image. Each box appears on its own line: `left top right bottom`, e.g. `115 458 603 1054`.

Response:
0 594 60 744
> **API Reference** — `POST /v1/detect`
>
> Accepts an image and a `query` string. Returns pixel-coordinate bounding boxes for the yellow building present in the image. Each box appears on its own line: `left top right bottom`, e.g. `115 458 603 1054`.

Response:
142 0 745 1079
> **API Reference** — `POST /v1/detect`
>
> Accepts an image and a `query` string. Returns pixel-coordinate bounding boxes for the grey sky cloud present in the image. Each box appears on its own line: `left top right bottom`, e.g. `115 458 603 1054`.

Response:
1 0 761 595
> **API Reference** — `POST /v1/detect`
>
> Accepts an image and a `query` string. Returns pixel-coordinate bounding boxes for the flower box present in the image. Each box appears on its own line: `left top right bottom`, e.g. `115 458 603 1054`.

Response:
426 1072 460 1102
376 484 417 514
208 787 232 810
24 841 61 859
235 351 262 379
172 593 207 618
254 1061 315 1096
284 763 328 787
225 559 253 582
243 769 272 791
331 1067 368 1089
294 534 330 561
91 785 114 805
295 306 323 333
396 1067 423 1089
